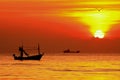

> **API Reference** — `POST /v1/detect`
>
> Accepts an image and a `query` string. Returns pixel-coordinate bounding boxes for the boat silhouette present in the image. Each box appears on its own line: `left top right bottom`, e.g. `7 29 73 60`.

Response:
63 49 80 53
13 44 44 61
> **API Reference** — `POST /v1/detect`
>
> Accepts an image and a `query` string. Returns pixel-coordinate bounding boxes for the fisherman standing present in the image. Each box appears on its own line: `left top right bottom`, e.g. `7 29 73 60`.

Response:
19 46 29 58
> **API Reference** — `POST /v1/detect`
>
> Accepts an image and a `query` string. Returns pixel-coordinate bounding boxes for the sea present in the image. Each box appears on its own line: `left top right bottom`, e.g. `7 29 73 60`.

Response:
0 53 120 80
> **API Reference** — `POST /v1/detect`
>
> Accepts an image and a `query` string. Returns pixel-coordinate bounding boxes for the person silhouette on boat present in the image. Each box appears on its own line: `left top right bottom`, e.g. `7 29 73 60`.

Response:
19 46 29 58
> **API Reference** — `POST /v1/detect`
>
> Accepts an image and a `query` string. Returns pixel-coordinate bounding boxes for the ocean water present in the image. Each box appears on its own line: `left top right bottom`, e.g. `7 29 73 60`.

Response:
0 53 120 80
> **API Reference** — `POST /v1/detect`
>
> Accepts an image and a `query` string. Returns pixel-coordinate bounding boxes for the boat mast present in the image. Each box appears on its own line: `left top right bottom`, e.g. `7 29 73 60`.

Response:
38 43 40 54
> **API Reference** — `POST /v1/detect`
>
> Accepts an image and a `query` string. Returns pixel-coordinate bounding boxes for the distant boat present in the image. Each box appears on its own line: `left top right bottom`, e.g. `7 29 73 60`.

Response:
63 49 80 53
13 44 44 61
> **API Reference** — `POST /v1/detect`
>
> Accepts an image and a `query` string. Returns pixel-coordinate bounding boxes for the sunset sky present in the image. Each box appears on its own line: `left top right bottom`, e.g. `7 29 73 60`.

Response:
0 0 120 53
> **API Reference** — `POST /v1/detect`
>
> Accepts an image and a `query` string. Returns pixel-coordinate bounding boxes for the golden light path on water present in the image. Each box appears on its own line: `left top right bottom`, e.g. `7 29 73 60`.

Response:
63 9 120 38
0 55 120 80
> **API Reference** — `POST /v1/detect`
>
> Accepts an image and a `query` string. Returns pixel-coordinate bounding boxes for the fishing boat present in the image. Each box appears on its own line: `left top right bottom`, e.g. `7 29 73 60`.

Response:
13 44 44 61
63 49 80 53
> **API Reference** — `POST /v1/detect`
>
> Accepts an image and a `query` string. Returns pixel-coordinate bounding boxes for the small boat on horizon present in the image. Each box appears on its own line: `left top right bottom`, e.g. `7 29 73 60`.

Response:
13 44 44 61
63 49 80 53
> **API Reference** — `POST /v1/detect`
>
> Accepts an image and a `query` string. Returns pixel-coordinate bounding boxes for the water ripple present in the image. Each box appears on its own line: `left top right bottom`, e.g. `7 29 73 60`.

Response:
47 68 120 72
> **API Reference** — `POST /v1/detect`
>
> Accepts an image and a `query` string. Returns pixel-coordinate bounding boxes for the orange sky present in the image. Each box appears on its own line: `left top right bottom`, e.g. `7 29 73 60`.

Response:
0 0 120 53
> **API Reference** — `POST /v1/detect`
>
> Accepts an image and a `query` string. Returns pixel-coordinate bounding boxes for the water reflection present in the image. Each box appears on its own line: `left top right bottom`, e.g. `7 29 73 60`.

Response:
0 55 120 80
82 75 120 80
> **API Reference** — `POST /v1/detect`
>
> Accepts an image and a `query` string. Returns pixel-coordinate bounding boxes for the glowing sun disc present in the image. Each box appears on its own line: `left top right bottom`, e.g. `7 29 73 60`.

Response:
94 30 104 39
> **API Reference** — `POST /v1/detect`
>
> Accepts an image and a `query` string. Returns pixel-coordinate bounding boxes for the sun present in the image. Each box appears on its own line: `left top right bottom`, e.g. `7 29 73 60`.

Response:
94 30 104 39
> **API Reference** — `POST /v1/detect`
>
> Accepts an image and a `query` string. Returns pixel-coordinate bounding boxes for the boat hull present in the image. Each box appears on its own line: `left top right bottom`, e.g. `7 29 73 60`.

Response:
64 51 80 53
13 54 43 60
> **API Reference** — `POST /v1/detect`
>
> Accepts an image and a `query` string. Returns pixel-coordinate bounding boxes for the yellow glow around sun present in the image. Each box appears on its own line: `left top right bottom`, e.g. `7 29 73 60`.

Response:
65 9 120 38
81 11 111 36
94 30 104 38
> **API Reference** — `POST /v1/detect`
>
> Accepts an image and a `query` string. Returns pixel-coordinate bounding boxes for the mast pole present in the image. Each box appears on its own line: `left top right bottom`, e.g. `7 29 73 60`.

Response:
38 43 40 54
